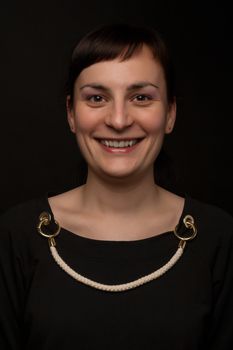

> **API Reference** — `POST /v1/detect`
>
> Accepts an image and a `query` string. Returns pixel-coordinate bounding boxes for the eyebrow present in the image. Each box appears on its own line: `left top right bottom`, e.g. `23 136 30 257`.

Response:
80 82 159 92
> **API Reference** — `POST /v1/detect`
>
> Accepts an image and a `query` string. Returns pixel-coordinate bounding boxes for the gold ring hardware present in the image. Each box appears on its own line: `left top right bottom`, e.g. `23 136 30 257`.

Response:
37 211 61 238
174 215 197 242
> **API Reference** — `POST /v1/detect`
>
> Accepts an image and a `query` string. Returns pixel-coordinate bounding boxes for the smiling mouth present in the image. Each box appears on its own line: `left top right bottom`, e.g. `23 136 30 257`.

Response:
97 138 143 148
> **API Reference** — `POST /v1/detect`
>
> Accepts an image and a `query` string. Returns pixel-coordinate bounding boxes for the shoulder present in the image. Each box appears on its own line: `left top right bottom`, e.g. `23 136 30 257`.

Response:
185 195 233 245
0 195 50 239
181 196 233 281
0 196 53 263
187 196 233 226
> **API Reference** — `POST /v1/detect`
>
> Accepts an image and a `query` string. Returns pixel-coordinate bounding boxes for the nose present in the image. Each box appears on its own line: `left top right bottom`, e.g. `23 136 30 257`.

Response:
105 100 133 131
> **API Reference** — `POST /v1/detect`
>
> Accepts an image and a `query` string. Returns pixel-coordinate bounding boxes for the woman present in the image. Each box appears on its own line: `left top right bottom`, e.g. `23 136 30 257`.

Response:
0 23 233 349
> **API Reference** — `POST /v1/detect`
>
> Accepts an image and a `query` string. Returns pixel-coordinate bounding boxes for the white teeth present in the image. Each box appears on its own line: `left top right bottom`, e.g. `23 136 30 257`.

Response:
128 140 133 147
100 139 138 148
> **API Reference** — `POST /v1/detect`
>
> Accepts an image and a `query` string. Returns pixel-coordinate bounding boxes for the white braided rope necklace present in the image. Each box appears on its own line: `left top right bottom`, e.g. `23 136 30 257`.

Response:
37 212 197 292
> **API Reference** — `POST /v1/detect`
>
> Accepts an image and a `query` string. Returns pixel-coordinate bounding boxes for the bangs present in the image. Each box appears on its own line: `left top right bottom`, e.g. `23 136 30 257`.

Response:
71 26 153 68
67 24 174 104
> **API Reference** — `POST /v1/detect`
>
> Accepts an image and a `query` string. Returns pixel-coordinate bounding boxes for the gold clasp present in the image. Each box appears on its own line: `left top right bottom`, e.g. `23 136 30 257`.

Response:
174 215 197 243
37 211 61 242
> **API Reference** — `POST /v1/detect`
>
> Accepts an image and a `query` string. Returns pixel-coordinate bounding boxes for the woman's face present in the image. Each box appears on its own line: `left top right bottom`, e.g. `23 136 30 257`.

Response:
67 45 176 181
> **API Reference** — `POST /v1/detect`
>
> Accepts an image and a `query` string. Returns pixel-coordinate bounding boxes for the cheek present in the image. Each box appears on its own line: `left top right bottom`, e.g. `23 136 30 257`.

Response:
73 106 99 133
137 108 167 134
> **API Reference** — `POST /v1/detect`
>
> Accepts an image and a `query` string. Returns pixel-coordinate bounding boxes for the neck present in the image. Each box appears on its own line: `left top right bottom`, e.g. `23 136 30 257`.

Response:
80 168 162 216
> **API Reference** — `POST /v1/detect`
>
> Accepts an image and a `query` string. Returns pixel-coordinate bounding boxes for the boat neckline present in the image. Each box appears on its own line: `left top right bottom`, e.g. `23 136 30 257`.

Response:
41 193 191 245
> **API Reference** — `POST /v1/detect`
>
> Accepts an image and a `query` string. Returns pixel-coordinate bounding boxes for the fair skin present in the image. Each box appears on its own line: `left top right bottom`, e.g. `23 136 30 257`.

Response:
49 45 185 241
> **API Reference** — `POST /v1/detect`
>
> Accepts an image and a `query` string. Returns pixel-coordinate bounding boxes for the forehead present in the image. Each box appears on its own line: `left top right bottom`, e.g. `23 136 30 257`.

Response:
75 45 165 88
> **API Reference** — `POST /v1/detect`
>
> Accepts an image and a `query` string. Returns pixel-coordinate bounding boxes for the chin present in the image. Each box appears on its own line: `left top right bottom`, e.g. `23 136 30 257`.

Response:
96 165 146 182
103 169 136 179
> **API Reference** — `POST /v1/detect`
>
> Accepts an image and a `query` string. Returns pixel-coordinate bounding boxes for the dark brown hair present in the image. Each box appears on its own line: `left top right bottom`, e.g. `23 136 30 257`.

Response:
66 23 175 106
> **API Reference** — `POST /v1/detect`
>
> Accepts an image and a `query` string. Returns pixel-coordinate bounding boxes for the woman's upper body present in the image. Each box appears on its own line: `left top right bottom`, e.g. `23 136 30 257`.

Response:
1 23 232 349
0 191 233 349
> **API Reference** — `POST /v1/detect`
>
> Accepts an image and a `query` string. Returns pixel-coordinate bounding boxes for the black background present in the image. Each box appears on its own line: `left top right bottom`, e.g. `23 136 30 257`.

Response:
0 0 232 214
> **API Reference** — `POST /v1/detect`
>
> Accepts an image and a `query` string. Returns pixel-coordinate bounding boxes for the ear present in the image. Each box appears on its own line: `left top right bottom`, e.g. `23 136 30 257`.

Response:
66 96 76 133
165 99 176 134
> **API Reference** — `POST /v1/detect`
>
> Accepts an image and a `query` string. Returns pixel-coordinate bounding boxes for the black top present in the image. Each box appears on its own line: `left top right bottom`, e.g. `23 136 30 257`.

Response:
0 194 233 350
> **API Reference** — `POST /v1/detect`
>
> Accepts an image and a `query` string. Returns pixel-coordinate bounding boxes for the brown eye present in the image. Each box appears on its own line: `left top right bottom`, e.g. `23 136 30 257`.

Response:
88 95 104 103
135 94 150 101
132 94 153 104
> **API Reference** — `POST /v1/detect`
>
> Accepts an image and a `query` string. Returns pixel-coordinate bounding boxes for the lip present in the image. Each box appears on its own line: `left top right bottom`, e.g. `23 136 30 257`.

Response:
94 137 145 141
96 138 144 154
